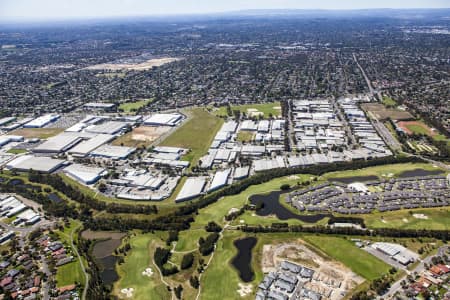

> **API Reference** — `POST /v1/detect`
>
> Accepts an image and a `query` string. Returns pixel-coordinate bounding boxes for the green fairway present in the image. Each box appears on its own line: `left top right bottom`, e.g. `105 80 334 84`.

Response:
114 233 170 300
215 102 281 118
56 261 84 287
302 235 390 280
322 162 445 180
359 208 450 230
191 174 314 229
119 99 152 113
200 231 253 300
159 108 223 166
174 229 205 252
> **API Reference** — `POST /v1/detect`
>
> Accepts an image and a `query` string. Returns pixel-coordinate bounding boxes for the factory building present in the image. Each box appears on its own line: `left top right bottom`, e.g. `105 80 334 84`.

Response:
208 169 231 192
63 164 106 185
23 114 60 128
143 113 184 127
175 177 206 202
90 144 136 160
6 155 66 173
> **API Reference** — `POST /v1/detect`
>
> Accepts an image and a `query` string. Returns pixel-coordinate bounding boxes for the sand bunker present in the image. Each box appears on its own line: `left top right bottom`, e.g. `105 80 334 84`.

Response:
403 218 409 223
120 288 134 298
413 213 429 220
237 283 252 297
142 267 154 277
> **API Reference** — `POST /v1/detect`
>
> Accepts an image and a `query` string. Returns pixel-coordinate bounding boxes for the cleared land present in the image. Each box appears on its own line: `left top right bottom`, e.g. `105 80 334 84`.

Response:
301 235 391 280
361 103 413 121
11 127 64 139
215 102 281 118
56 261 84 287
112 126 171 148
159 108 223 165
119 99 152 113
86 57 180 71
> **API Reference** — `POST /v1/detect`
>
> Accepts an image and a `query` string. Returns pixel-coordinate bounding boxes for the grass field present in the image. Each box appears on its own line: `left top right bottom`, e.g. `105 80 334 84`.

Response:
302 235 390 280
6 148 28 154
215 102 281 118
11 127 64 139
159 108 223 166
237 131 255 143
201 230 253 300
119 99 152 113
174 228 205 252
56 261 84 287
382 96 398 107
322 162 444 181
114 233 170 300
55 220 86 288
359 208 450 230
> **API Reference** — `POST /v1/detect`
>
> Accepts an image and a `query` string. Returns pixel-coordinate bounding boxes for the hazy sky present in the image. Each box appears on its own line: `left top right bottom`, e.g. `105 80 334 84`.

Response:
1 0 449 20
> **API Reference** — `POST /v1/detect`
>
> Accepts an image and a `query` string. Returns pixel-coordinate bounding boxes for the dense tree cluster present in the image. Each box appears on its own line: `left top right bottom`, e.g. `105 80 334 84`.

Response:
28 172 157 215
154 247 178 276
198 233 220 256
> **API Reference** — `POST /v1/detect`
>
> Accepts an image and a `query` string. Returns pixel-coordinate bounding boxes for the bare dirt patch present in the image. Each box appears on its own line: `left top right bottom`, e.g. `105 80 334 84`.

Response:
131 126 171 142
11 128 65 139
262 241 364 300
361 103 413 121
86 57 180 71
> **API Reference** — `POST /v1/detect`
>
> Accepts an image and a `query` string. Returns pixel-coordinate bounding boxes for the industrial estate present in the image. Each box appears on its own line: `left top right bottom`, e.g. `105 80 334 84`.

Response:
0 7 449 300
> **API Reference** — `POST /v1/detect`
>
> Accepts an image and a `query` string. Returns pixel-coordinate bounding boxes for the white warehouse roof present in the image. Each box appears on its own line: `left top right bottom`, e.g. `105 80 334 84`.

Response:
68 134 115 157
175 177 206 202
208 169 231 192
63 164 106 184
144 113 183 127
6 155 66 173
90 144 136 159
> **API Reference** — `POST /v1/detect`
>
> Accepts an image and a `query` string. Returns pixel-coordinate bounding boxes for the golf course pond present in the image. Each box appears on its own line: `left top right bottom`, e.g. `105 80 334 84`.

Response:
249 190 330 222
231 237 257 282
81 230 127 286
397 168 444 178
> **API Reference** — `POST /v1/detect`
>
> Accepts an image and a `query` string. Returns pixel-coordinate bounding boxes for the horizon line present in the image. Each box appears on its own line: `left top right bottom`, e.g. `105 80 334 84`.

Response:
2 7 450 24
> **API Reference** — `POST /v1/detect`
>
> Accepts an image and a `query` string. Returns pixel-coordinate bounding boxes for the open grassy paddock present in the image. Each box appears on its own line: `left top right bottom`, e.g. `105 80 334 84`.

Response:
159 108 223 166
215 101 281 118
11 127 64 139
56 261 84 287
118 99 152 113
382 96 398 107
301 235 391 280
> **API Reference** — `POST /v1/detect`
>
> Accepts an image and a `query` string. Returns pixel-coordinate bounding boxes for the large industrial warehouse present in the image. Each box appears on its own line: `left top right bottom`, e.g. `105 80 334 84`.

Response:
6 155 66 173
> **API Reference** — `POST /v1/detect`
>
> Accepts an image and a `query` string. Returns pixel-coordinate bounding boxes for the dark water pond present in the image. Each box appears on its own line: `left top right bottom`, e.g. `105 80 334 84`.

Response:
48 193 63 203
92 238 123 286
249 190 329 222
9 179 24 185
327 175 378 184
98 256 119 285
398 169 444 178
231 237 257 282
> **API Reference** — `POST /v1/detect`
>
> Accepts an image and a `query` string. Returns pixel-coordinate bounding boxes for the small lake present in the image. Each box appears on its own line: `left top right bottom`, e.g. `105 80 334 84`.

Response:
231 237 257 282
87 232 126 287
327 175 378 184
398 169 444 178
249 190 329 223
